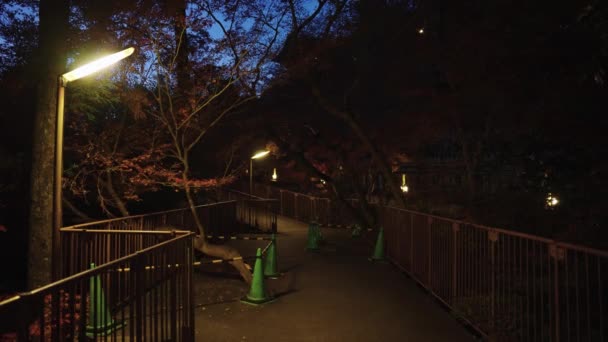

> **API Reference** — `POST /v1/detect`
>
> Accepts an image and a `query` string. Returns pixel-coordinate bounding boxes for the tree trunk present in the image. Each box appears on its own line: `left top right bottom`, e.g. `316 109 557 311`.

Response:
167 1 251 284
63 198 92 222
28 0 69 289
269 131 376 228
182 169 252 284
104 171 129 217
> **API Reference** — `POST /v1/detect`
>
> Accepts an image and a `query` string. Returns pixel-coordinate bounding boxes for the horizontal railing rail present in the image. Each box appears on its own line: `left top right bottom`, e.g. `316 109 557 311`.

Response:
62 201 237 235
256 183 608 341
0 232 194 341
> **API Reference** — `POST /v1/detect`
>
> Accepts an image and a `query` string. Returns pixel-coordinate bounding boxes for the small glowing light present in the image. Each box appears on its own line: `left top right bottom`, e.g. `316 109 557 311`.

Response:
546 193 559 207
321 179 326 185
418 28 425 34
401 173 409 193
62 47 135 83
272 168 277 181
251 150 270 159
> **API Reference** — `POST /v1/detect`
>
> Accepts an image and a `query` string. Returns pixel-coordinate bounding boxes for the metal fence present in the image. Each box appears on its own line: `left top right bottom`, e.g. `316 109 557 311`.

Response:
218 189 278 233
376 206 608 341
256 183 608 341
0 231 194 341
252 184 355 227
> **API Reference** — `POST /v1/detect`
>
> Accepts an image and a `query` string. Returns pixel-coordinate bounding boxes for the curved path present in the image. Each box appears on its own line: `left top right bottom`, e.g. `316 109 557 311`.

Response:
194 216 477 341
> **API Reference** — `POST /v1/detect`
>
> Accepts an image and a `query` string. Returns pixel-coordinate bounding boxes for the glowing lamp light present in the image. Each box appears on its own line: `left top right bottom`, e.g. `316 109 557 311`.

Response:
546 193 559 207
272 168 278 182
251 150 270 159
418 28 425 34
62 47 135 83
321 179 326 185
400 173 409 193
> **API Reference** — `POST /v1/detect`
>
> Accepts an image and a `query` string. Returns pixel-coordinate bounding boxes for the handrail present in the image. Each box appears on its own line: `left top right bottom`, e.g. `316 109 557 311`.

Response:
60 228 192 234
225 188 277 201
261 183 608 255
0 232 193 305
37 233 191 294
61 200 237 229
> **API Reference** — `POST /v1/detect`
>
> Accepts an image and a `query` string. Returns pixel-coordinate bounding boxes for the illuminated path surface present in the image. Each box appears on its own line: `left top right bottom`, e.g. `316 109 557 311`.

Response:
194 216 476 341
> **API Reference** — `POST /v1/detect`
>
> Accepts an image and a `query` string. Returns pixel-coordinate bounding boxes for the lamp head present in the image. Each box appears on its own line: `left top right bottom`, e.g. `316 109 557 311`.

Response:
251 150 270 159
62 47 135 83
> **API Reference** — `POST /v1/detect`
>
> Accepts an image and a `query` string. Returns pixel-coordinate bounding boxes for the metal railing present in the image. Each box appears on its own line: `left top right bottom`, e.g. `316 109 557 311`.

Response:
256 183 608 341
61 200 237 234
0 231 194 341
60 201 237 277
252 184 355 227
377 206 608 341
219 189 278 233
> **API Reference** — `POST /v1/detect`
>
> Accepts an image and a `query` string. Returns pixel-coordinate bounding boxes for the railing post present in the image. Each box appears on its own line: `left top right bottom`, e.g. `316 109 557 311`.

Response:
133 253 144 341
428 216 433 286
410 213 414 272
549 244 565 342
294 193 298 220
488 230 499 337
326 199 331 226
452 222 460 302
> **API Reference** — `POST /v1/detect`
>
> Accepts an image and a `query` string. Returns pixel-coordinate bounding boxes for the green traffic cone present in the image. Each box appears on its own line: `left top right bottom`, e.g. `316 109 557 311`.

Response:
87 263 124 338
264 234 280 278
241 248 275 305
314 221 324 243
369 228 386 262
306 222 319 251
351 224 362 238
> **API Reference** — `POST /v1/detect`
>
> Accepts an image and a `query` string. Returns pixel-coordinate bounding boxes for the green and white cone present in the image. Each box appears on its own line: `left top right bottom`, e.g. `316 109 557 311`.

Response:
241 248 275 305
351 224 362 238
264 234 280 278
306 222 320 251
369 227 386 262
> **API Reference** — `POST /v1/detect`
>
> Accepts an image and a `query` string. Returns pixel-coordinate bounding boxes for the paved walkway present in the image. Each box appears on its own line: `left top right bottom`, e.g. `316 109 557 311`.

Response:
194 216 477 341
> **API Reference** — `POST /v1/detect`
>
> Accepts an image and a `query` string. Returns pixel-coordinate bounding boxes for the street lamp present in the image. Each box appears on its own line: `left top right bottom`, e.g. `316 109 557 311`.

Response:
271 167 278 182
400 173 409 193
250 150 270 195
52 47 134 278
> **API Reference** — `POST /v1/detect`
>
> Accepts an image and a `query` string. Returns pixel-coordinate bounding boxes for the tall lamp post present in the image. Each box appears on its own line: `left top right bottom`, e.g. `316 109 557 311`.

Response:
250 150 270 195
52 47 134 278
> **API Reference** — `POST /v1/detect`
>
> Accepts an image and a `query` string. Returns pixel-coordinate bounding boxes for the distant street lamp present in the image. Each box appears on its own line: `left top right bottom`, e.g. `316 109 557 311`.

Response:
52 47 134 278
546 193 559 208
250 150 270 195
271 167 278 182
400 173 409 193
